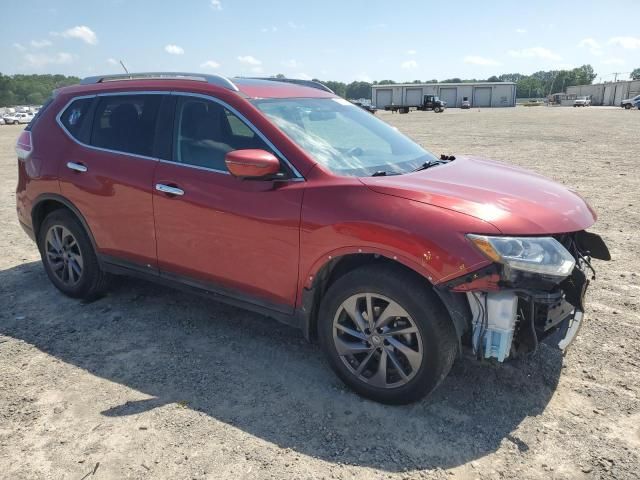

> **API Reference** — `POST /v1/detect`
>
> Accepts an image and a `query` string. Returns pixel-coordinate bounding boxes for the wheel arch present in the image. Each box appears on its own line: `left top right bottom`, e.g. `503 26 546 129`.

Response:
298 249 448 342
31 194 99 256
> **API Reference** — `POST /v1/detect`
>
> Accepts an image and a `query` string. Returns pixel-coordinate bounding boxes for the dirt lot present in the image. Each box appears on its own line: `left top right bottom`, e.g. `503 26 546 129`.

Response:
1 106 639 480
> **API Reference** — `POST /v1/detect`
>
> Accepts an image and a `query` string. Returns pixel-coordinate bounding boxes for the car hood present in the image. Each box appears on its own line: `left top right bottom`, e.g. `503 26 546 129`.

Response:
359 156 597 235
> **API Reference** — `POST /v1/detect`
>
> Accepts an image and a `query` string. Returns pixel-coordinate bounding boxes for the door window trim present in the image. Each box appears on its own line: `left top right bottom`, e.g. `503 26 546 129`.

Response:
55 91 167 162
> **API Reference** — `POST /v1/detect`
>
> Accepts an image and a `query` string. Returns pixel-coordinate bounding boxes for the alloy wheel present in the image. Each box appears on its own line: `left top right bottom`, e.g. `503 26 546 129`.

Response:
45 225 84 286
332 293 423 388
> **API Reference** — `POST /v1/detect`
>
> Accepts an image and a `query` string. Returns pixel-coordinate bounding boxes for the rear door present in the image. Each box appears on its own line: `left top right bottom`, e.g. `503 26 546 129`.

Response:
58 92 165 270
152 94 304 312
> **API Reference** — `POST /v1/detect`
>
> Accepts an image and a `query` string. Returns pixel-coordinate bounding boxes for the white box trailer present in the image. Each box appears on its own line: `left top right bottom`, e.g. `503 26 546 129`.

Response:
371 82 516 109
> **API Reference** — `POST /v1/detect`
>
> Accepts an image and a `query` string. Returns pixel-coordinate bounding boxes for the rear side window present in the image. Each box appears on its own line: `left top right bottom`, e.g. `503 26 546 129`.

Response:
59 97 93 140
90 94 162 157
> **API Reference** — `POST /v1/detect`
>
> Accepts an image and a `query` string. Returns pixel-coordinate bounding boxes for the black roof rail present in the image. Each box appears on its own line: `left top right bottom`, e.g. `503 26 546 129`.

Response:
243 77 334 94
79 72 239 92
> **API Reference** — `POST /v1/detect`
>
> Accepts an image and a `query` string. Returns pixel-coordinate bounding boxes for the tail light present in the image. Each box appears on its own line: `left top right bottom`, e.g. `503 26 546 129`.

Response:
15 130 33 161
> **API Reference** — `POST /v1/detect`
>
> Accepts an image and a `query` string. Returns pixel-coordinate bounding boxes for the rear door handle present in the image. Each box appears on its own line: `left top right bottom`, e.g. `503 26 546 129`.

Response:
67 162 88 173
155 183 185 196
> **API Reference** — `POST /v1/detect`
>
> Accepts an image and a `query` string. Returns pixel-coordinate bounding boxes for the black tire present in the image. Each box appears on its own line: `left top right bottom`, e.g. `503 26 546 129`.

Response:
624 103 631 109
318 264 457 404
37 209 109 300
434 107 442 113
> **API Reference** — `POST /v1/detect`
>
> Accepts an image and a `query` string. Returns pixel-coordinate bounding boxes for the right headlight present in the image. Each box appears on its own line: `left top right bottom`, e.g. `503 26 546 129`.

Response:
467 234 575 278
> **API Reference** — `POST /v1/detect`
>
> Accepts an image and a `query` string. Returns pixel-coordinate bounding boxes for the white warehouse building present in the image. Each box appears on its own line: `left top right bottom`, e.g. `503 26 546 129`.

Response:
371 82 517 109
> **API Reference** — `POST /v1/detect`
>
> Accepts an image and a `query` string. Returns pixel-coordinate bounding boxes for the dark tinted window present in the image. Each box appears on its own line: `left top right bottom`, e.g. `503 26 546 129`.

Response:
173 97 270 171
91 95 162 157
59 97 93 139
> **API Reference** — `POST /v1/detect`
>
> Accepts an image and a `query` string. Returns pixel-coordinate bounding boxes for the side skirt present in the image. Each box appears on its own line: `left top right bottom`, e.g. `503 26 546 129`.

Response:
99 255 302 331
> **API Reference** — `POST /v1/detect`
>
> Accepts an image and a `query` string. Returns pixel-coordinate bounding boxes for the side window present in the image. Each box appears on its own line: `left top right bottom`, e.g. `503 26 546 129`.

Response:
59 97 93 140
90 95 161 157
173 97 271 171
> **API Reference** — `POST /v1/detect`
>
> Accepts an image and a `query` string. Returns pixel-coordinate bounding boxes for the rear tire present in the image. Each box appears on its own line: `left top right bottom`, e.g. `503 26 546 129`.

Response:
37 209 109 300
318 264 457 404
624 104 631 109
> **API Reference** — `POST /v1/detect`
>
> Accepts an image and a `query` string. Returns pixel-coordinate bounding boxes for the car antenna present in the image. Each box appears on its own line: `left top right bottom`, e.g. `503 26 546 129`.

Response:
119 60 129 74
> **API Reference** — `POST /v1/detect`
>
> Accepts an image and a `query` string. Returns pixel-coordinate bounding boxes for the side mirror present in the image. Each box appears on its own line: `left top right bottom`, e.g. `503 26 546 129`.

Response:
224 149 281 179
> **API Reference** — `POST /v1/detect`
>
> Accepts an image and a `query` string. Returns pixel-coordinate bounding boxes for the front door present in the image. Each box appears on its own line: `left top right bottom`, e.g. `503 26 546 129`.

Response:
152 95 304 312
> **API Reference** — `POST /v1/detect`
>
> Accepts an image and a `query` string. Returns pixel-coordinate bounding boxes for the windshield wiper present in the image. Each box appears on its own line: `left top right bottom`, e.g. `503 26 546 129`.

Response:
410 161 441 173
411 154 456 173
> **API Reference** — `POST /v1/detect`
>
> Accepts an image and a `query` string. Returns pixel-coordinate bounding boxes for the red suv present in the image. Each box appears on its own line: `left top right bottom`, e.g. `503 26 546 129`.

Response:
15 73 609 404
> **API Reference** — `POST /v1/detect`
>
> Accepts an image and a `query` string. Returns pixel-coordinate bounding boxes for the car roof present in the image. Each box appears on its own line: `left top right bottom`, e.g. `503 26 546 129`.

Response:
59 73 335 100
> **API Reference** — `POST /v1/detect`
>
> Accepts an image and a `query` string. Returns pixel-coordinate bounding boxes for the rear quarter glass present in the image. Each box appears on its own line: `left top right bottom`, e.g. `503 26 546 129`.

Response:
25 96 55 131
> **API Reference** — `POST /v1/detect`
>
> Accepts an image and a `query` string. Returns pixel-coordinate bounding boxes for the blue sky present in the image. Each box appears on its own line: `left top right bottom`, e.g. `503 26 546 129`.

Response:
2 0 639 82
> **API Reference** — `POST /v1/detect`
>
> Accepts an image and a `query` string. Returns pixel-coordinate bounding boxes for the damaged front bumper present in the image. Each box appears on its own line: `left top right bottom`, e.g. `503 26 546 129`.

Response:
437 230 610 362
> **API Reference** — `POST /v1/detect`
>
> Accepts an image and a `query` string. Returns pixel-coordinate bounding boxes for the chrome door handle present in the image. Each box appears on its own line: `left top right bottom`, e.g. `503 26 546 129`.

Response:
67 162 88 173
155 183 185 196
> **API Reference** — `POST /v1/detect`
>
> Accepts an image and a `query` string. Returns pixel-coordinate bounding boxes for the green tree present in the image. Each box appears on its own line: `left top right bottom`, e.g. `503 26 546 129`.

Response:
322 80 347 97
0 73 79 107
630 68 640 80
345 81 372 100
487 75 501 82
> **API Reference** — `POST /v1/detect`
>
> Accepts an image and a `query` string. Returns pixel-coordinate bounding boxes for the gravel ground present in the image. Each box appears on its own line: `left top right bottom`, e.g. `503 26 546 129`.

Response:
1 106 639 480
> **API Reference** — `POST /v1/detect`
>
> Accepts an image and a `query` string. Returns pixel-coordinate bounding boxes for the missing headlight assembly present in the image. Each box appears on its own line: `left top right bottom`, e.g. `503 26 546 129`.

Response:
438 230 610 362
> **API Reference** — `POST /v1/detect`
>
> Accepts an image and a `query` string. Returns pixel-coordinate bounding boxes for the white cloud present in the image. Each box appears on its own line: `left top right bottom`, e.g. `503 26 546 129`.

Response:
287 21 304 29
60 25 98 45
608 36 640 49
281 59 301 68
200 60 221 69
508 47 561 60
407 49 417 55
515 28 526 34
13 43 26 51
463 55 501 66
261 26 278 32
165 44 184 55
578 38 602 56
210 0 222 10
238 55 261 65
602 58 625 65
30 39 52 48
25 52 73 68
107 58 119 66
401 60 418 69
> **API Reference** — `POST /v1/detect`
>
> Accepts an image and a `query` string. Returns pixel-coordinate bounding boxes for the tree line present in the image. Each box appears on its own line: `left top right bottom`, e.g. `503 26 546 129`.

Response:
1 65 638 107
0 73 80 107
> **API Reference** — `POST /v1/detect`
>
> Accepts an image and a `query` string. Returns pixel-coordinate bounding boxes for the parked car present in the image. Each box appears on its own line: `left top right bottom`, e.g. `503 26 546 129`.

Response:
461 98 471 109
4 112 34 124
350 101 376 114
621 94 640 109
0 117 5 125
15 72 609 404
573 96 591 107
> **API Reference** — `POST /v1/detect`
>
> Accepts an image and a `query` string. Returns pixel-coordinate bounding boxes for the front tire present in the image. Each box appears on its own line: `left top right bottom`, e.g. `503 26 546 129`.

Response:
318 265 457 404
624 104 631 109
37 210 109 300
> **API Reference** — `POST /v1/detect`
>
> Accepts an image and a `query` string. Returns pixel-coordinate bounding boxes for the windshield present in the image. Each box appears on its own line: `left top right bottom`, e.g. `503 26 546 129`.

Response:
252 97 437 176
